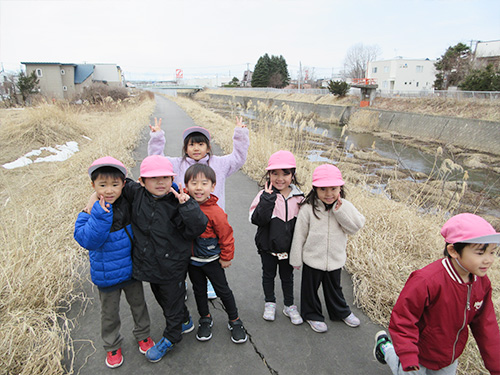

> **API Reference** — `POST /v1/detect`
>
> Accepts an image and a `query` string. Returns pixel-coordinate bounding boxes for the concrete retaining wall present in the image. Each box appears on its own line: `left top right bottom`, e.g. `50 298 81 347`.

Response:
204 93 500 155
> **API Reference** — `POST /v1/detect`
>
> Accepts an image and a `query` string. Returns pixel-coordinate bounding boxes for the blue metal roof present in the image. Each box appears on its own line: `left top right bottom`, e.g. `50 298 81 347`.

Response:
74 64 94 84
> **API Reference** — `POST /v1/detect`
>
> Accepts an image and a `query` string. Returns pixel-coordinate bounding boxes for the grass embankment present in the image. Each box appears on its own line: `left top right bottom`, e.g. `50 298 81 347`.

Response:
205 88 500 122
0 93 155 375
166 93 499 375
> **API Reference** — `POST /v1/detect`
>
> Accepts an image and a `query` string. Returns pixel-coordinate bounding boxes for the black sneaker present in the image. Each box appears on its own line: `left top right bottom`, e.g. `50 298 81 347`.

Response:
373 330 392 364
227 318 247 344
196 316 213 341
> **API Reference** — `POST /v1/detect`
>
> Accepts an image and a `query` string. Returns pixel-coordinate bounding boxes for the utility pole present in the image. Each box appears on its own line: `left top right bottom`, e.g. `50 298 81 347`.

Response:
298 61 302 91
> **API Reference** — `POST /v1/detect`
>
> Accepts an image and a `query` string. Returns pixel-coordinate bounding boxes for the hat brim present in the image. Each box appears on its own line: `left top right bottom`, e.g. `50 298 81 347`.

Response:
183 127 211 141
460 233 500 244
313 180 345 187
88 163 127 177
141 170 177 178
266 164 296 170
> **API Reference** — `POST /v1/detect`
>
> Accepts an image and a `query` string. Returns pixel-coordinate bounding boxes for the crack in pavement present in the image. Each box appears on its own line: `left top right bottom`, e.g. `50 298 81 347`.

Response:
210 299 279 374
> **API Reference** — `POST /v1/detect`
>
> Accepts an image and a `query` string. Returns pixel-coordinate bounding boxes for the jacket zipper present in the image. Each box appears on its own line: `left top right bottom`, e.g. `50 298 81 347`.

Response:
451 284 471 364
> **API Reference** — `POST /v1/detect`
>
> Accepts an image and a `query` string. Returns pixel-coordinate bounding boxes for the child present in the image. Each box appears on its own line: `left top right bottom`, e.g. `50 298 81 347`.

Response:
74 157 154 369
290 164 365 333
249 150 304 325
115 155 207 363
149 117 249 299
374 213 500 374
148 116 249 210
184 164 247 343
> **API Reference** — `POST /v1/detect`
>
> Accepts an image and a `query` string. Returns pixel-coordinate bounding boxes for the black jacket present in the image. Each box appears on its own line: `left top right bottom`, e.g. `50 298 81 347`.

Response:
122 178 208 283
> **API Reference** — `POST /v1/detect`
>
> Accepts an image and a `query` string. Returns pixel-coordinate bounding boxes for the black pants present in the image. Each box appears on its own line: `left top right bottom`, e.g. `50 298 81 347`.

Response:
188 261 239 321
300 263 351 322
260 252 294 306
150 280 189 344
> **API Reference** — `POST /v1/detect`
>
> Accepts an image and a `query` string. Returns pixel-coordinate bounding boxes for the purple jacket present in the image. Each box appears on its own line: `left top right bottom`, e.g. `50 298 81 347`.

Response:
148 127 249 209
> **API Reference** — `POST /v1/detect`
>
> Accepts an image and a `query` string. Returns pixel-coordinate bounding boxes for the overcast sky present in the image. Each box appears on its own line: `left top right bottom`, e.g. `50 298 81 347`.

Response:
1 0 499 81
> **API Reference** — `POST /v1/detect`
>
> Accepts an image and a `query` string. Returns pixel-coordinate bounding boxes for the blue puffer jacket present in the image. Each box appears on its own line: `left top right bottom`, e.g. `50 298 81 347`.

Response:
74 198 133 288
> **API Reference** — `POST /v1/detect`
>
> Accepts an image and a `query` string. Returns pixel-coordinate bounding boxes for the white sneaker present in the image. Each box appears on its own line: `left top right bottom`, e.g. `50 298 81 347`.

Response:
263 302 276 321
343 312 360 327
307 320 328 333
283 305 303 325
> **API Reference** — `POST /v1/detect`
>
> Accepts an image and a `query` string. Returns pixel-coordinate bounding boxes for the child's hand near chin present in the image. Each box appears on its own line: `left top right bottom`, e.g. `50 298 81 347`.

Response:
149 117 162 132
170 184 190 204
236 116 246 128
83 192 99 213
98 195 111 213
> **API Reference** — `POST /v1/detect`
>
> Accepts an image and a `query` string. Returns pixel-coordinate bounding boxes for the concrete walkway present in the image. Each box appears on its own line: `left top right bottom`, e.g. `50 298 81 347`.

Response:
67 95 389 375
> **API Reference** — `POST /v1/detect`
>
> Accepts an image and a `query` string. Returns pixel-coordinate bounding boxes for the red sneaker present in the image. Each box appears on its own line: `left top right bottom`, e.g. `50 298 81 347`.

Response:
138 337 155 354
105 348 123 368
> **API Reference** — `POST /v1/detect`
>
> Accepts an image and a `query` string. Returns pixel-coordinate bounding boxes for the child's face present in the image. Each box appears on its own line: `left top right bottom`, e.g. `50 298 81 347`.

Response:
139 176 173 196
455 243 497 278
91 175 125 204
186 139 209 161
316 186 341 205
269 169 292 192
186 173 215 204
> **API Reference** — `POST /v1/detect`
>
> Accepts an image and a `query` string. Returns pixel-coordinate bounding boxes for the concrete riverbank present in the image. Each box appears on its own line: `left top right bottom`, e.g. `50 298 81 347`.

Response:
202 92 500 155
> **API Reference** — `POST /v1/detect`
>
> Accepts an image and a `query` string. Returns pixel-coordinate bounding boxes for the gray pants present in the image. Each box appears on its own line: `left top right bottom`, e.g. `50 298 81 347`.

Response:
385 346 458 375
99 280 151 352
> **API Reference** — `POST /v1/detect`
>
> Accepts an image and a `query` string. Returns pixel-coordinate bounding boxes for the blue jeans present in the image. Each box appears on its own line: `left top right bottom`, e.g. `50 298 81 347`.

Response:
385 346 458 375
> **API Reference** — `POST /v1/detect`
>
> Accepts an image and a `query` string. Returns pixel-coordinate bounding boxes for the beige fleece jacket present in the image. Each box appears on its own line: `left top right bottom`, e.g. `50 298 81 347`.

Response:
289 198 365 271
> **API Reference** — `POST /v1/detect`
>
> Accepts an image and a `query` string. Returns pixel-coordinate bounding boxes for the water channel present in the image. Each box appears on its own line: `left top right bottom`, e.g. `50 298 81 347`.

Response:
154 88 499 216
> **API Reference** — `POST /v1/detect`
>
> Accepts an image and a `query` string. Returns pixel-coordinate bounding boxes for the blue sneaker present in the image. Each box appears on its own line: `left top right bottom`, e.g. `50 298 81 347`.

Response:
182 315 194 334
207 280 217 300
145 337 174 363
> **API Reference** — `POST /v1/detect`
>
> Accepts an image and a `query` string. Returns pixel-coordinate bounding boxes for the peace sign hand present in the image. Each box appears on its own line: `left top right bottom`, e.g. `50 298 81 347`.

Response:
236 116 246 128
334 197 342 211
149 117 162 132
264 180 274 194
170 183 190 204
98 195 111 213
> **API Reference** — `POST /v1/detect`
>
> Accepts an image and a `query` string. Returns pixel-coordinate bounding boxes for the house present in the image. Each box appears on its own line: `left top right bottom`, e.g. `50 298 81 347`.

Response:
21 62 124 100
241 70 253 87
366 58 436 92
473 40 500 69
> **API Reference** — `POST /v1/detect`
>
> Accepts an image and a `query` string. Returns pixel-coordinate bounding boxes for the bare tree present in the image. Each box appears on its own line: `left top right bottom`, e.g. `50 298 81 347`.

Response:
343 43 381 79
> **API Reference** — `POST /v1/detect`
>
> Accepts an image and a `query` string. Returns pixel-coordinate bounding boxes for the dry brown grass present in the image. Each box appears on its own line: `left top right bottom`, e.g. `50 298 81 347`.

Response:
0 94 155 375
167 93 499 375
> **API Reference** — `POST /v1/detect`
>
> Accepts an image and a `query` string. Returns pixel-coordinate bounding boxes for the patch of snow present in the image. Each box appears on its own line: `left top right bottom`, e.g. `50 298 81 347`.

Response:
2 141 79 169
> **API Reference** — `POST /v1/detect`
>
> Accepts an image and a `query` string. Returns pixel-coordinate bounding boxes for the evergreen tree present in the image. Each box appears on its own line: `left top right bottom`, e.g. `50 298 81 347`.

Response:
16 70 39 104
459 64 500 91
434 43 471 90
252 54 271 87
252 53 290 88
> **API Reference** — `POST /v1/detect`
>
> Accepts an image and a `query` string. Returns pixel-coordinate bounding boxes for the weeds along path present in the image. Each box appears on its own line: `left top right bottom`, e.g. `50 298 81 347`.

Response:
166 94 499 375
0 96 155 375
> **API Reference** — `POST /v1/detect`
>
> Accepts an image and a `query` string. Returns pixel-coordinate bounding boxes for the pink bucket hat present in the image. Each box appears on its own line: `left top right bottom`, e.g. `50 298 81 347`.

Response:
140 155 176 178
88 156 127 177
312 164 345 187
266 150 296 170
441 213 500 244
183 126 211 141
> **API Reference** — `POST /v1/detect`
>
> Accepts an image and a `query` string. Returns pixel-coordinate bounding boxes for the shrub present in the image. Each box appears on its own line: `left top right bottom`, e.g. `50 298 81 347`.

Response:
327 80 350 97
79 83 129 104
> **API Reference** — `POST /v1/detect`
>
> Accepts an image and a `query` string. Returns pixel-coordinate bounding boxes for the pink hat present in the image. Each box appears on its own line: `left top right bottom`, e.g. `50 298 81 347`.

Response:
88 156 127 177
183 126 211 141
312 164 345 187
266 150 296 170
140 155 177 178
441 213 500 244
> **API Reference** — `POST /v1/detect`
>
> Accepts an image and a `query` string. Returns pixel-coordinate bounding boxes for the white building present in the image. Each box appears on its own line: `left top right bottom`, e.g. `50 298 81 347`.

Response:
367 58 436 92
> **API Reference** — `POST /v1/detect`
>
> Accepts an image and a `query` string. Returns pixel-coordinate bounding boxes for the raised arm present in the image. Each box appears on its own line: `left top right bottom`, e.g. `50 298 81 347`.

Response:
148 117 166 156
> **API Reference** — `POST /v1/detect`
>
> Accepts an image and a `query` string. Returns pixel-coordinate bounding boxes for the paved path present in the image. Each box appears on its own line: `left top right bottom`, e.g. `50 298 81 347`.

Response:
67 95 388 375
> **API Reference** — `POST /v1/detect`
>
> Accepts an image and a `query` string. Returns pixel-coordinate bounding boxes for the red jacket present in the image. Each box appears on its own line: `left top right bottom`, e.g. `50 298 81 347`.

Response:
193 194 234 262
389 258 500 373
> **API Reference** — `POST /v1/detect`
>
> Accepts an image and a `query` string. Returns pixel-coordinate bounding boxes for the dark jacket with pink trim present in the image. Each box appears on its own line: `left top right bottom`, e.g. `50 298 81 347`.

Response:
249 184 304 254
389 257 500 373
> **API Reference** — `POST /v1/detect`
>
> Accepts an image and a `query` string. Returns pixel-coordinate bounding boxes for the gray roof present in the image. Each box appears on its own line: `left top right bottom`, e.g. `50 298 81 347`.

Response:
74 64 95 84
